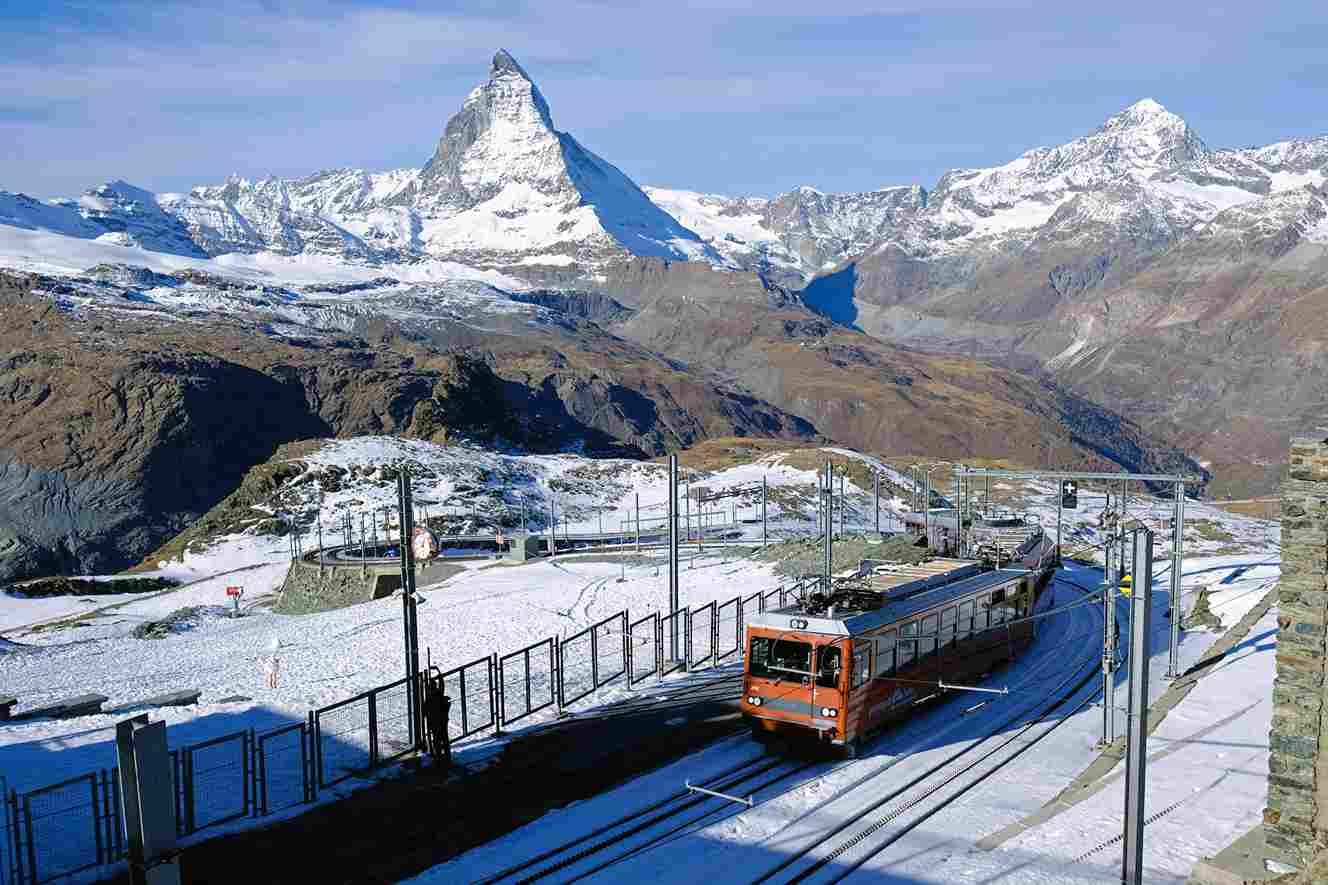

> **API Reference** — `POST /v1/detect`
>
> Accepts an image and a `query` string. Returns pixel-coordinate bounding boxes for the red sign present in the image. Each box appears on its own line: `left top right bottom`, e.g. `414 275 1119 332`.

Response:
225 586 243 598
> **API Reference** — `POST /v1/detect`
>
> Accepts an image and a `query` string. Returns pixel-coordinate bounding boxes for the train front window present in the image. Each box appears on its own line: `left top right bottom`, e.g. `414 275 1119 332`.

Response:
817 645 843 689
749 637 813 680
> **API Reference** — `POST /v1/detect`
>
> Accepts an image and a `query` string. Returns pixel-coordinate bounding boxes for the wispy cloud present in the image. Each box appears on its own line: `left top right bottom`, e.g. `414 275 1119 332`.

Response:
2 0 1324 198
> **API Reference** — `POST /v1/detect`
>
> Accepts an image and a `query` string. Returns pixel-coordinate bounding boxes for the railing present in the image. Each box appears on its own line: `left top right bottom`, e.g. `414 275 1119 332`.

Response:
2 577 802 883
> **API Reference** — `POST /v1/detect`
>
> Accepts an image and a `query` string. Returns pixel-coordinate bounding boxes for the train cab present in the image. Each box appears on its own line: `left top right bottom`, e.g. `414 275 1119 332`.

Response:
744 625 850 745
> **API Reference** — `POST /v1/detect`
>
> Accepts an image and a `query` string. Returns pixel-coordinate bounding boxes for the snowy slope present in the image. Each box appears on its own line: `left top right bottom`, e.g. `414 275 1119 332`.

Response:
0 51 715 280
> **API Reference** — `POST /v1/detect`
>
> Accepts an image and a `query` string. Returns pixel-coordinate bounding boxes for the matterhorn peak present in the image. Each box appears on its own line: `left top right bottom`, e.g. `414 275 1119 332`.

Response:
491 48 532 81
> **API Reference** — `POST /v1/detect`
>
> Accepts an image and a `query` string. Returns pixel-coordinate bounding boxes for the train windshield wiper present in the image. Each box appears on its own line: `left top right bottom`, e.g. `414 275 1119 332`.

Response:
767 665 814 677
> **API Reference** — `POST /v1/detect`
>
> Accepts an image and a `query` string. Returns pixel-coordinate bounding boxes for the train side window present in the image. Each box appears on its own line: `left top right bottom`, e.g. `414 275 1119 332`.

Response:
852 640 871 690
898 622 917 669
817 645 843 689
957 601 974 640
940 607 957 647
875 629 897 676
920 614 938 657
991 587 1011 625
975 594 990 631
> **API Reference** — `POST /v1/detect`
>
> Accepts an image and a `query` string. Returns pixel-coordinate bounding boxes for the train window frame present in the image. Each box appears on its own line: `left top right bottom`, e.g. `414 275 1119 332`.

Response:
816 644 843 689
851 639 872 690
898 621 917 669
920 614 938 658
957 600 974 641
975 594 990 631
875 629 897 677
748 636 813 681
940 607 957 647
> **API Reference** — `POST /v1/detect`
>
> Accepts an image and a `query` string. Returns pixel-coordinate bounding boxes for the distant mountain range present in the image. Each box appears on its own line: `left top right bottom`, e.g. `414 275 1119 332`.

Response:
0 48 1318 581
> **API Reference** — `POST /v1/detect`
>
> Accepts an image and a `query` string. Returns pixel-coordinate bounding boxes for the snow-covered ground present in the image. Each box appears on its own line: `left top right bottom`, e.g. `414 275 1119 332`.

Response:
417 552 1279 885
0 439 1280 883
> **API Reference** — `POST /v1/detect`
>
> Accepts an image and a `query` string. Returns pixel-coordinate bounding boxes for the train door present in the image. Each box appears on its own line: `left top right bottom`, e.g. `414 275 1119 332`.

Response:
813 640 847 738
846 638 872 737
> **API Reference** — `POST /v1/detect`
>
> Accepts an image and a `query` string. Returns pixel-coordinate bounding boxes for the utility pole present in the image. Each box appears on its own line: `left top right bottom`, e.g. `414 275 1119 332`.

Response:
548 494 556 559
684 472 691 544
1167 480 1186 678
668 454 681 661
1100 522 1118 747
635 492 641 553
397 470 422 749
761 476 768 546
954 470 962 558
924 470 932 548
873 471 880 534
1122 526 1155 885
838 471 845 536
823 460 834 590
1056 484 1064 566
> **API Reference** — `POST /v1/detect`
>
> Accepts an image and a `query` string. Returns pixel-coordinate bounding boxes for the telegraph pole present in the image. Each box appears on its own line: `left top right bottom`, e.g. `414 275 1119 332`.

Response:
397 469 422 749
873 471 880 534
838 471 845 536
761 476 768 545
668 454 680 662
548 494 556 559
823 460 834 590
1100 522 1118 747
635 491 641 553
1166 480 1186 678
1056 484 1064 565
1123 526 1155 885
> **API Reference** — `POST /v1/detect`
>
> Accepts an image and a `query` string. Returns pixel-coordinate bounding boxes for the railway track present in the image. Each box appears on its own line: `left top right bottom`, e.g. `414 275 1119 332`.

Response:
750 577 1106 884
472 753 819 884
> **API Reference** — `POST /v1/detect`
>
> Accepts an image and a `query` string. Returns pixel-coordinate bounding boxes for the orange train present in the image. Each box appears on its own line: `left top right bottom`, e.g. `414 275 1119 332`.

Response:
741 562 1049 755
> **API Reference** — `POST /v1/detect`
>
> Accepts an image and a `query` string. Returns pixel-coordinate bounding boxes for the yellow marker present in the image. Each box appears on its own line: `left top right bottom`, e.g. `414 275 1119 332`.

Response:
1119 573 1133 597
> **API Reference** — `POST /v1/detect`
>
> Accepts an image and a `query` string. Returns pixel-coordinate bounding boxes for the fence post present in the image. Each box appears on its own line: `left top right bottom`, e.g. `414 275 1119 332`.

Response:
655 616 664 680
492 652 504 735
245 730 254 819
591 626 600 691
685 609 693 670
368 691 379 769
307 711 318 800
183 747 196 836
554 638 564 716
89 769 103 867
621 613 629 686
21 796 35 885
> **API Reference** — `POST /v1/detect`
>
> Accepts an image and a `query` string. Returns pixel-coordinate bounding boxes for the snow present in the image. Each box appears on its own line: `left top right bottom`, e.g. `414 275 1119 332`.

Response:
0 439 1282 884
415 551 1279 885
0 221 528 290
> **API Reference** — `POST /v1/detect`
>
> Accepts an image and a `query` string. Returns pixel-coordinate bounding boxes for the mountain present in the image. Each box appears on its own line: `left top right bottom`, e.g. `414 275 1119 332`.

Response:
0 52 1264 582
643 184 927 284
747 99 1326 487
0 50 716 279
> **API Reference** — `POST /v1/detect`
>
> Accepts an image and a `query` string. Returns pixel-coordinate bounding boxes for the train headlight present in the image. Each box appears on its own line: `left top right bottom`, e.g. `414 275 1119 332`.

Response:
820 707 838 717
748 696 763 706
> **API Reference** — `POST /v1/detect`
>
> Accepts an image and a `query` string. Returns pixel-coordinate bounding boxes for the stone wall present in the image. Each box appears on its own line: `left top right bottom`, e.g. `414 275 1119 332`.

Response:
275 556 469 614
1265 435 1328 864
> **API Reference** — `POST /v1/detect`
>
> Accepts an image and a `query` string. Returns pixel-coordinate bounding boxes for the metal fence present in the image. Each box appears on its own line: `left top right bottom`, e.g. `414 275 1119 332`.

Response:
437 655 495 741
627 612 659 686
179 729 251 834
1 578 801 883
501 637 557 727
686 601 716 670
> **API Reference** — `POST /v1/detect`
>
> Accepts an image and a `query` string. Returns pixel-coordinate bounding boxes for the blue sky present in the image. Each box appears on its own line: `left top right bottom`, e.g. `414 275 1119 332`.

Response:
2 1 1324 198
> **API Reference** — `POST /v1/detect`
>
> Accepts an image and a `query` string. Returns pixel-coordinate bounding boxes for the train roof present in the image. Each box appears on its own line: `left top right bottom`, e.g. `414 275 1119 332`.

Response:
749 567 1035 637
